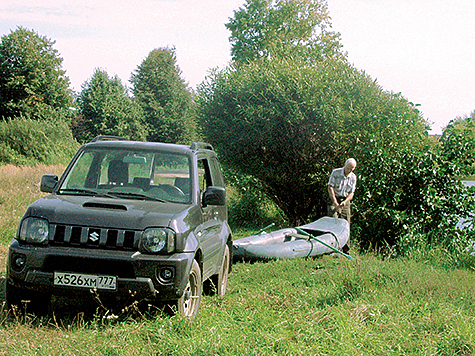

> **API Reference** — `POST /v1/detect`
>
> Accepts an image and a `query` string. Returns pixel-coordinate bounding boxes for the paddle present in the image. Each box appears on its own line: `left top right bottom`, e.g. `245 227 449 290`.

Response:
256 223 275 235
295 227 355 261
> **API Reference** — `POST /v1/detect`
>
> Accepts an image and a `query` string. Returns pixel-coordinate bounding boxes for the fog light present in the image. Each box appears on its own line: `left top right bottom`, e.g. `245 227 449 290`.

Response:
158 267 174 283
12 254 26 272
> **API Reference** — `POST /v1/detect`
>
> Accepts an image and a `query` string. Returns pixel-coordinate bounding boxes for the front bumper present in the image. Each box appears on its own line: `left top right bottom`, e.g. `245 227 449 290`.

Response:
7 239 194 301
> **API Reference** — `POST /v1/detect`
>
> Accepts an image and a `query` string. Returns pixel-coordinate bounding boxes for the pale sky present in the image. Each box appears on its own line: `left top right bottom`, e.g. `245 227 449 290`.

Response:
0 0 473 134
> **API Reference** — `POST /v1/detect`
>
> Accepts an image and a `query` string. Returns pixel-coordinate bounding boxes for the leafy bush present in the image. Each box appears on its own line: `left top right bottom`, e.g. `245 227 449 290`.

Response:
440 112 475 177
0 117 79 165
352 136 474 251
197 56 472 254
198 60 423 209
225 169 286 229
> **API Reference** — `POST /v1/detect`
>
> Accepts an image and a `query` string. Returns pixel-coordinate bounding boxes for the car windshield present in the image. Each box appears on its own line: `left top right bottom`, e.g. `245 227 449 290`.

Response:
58 147 192 204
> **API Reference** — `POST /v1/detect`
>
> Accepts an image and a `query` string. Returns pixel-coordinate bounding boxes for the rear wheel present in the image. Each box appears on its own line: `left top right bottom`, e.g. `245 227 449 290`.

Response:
177 259 202 318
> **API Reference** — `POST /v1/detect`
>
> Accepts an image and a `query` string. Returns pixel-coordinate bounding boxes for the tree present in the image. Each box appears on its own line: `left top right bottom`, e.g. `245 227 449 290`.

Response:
226 0 344 64
130 48 195 144
198 58 425 221
74 69 146 143
440 111 475 177
0 27 73 121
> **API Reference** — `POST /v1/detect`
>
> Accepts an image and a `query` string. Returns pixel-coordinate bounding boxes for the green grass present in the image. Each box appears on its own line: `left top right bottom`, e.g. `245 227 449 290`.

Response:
1 165 475 355
1 256 474 355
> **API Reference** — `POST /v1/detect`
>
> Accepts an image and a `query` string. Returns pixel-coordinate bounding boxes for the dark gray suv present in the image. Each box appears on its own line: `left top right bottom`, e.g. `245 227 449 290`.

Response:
6 137 232 318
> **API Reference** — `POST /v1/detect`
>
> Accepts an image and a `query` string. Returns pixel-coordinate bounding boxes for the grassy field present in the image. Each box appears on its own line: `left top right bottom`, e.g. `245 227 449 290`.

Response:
1 165 475 355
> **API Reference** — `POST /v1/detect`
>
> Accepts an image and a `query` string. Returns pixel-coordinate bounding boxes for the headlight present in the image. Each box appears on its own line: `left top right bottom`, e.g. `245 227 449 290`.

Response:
18 217 49 244
140 228 175 254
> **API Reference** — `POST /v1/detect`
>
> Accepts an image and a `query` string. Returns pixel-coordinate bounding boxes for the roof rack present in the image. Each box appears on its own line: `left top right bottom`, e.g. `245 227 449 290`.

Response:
190 142 214 151
91 135 128 143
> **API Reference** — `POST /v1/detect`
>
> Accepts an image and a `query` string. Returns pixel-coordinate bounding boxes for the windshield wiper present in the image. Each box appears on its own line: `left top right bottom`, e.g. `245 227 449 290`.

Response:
59 188 116 199
106 191 165 202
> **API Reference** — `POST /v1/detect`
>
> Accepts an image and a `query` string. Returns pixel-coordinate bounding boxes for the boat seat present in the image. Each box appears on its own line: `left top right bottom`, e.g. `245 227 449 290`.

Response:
285 233 310 241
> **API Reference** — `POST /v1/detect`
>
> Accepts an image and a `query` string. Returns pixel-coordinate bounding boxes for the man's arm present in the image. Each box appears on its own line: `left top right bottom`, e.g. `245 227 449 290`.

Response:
328 185 338 206
341 191 354 207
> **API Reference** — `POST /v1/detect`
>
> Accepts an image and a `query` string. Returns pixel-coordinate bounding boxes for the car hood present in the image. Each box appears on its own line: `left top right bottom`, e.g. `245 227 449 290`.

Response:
23 194 194 231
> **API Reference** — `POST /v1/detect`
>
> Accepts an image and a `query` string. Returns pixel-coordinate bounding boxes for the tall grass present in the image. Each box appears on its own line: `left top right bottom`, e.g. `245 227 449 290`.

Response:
1 165 475 355
0 164 65 247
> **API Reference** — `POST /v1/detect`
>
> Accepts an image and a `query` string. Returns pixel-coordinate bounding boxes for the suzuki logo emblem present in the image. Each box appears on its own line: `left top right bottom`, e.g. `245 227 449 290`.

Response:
89 231 99 242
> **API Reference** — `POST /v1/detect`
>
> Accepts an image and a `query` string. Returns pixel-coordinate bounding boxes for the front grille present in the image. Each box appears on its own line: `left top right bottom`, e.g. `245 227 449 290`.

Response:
50 224 140 250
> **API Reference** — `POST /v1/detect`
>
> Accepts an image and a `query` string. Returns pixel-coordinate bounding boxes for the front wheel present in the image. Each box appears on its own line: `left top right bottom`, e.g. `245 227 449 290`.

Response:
177 259 202 318
216 245 230 297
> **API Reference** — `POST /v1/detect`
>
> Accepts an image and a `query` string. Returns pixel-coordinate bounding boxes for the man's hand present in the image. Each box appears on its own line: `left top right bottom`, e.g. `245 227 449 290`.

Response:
336 203 344 213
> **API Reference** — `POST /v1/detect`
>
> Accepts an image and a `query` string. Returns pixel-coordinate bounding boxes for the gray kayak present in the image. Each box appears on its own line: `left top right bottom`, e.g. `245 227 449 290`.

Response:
233 216 350 261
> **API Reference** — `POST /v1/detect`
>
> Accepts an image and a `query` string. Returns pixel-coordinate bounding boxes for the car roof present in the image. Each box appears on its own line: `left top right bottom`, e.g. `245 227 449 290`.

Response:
83 137 214 155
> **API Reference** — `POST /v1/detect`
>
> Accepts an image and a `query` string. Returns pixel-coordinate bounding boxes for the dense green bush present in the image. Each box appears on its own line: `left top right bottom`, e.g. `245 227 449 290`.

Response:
440 112 475 177
353 140 474 252
0 117 79 165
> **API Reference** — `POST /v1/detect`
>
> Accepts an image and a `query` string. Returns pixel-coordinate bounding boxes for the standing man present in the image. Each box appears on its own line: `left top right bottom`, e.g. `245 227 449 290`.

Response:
327 158 357 253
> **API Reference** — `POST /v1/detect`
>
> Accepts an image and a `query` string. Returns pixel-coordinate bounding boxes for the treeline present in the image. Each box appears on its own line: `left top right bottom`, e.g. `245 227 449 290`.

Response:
0 27 196 165
1 0 474 258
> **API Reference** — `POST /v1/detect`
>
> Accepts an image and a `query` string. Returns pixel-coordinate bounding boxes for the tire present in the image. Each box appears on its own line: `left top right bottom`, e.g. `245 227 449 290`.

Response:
5 282 51 315
216 245 230 298
177 259 202 318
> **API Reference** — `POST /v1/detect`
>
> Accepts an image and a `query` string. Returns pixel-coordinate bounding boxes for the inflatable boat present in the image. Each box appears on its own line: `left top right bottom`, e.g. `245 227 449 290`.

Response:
233 216 351 261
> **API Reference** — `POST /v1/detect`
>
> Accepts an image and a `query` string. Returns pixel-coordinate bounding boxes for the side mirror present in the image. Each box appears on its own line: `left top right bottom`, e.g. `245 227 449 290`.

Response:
202 186 226 207
40 174 58 193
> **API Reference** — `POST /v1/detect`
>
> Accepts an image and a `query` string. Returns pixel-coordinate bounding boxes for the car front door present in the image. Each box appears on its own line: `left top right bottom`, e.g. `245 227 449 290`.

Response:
196 155 225 279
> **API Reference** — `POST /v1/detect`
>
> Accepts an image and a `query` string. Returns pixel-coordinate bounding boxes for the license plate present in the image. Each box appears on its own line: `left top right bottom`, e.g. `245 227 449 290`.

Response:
54 272 117 290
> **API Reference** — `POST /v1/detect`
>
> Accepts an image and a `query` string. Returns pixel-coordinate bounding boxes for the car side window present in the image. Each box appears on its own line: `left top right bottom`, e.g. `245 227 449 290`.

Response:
209 157 225 188
197 158 212 192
